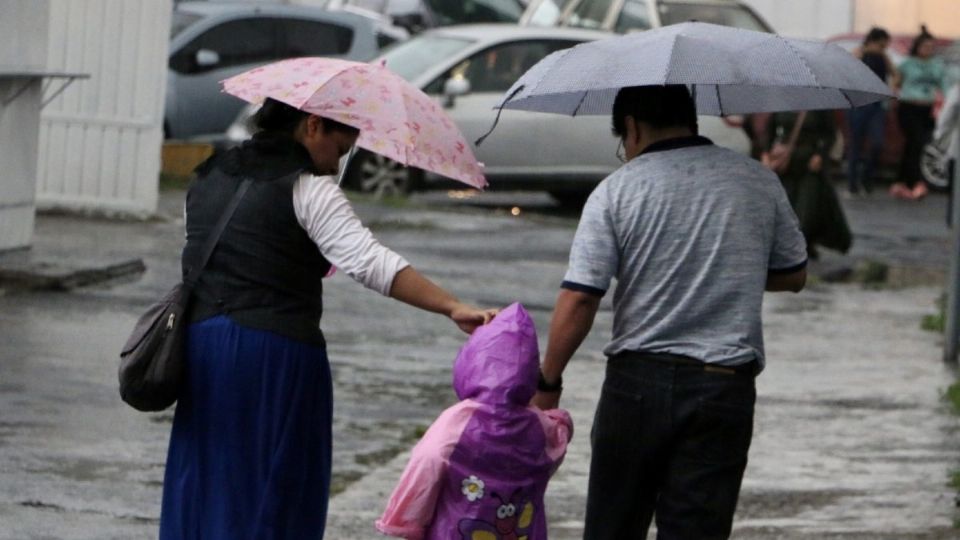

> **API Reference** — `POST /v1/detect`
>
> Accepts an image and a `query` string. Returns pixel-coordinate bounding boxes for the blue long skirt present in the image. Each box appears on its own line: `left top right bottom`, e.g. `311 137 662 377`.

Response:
160 315 332 539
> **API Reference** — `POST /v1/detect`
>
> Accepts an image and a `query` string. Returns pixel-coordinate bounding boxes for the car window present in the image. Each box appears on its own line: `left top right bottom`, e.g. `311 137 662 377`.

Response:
170 11 203 39
526 0 564 27
170 18 277 74
657 1 769 32
425 0 524 25
276 19 354 57
377 32 400 49
614 0 652 33
565 0 612 29
427 39 581 94
379 34 475 81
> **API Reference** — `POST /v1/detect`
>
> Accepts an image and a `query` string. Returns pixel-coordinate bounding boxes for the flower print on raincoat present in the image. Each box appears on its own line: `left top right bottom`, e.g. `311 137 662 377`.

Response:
376 303 573 540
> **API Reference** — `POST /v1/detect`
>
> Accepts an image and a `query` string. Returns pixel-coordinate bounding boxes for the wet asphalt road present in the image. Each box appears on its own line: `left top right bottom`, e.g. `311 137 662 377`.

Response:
1 188 959 538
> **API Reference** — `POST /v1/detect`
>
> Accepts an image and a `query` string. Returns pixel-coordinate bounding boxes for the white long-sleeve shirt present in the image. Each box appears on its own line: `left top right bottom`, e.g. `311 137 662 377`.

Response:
292 174 409 296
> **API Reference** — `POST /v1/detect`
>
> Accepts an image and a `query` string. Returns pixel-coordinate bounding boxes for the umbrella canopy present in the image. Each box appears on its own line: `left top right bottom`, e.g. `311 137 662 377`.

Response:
222 57 486 189
497 22 895 117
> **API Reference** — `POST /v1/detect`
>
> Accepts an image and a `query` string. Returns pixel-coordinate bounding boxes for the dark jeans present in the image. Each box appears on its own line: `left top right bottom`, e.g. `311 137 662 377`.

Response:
584 353 756 540
897 102 935 187
847 102 886 193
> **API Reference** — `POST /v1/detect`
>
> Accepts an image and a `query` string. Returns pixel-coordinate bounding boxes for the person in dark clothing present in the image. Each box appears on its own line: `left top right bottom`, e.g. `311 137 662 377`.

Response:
159 98 497 539
847 27 899 195
766 110 852 259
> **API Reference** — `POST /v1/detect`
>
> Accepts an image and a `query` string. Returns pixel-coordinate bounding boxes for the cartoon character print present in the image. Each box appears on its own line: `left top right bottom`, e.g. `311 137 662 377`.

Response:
458 487 535 540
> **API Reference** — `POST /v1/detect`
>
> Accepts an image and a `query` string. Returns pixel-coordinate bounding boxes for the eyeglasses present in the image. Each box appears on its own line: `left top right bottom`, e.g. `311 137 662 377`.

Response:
615 138 626 164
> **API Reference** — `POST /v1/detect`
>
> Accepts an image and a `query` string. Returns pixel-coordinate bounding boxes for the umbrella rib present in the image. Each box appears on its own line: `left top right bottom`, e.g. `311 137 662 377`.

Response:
774 34 821 89
571 91 588 117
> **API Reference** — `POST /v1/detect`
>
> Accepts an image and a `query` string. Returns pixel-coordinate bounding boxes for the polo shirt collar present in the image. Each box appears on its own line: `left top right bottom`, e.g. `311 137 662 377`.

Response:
639 135 714 156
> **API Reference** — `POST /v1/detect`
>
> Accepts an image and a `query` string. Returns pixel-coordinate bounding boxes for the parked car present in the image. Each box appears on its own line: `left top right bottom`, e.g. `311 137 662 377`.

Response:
520 0 772 34
223 24 751 202
324 0 527 34
166 2 407 140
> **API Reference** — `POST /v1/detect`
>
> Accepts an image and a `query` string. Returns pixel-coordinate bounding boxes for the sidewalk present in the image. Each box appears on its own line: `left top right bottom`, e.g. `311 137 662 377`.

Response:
0 188 957 539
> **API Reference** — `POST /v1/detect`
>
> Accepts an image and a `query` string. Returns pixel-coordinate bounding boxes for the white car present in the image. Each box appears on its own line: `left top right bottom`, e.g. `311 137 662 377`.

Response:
226 24 751 203
520 0 772 34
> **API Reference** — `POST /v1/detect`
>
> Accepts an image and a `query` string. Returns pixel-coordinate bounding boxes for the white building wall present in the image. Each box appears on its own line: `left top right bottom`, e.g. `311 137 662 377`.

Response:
37 0 171 217
742 0 854 39
0 0 49 250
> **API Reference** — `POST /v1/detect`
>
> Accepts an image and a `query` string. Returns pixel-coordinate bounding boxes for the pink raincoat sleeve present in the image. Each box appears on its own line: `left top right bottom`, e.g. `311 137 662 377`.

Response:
376 401 478 539
536 407 574 473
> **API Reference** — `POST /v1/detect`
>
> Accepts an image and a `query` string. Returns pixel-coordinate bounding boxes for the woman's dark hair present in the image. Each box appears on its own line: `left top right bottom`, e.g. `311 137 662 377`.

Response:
611 85 698 138
254 98 359 137
863 27 890 45
909 25 934 56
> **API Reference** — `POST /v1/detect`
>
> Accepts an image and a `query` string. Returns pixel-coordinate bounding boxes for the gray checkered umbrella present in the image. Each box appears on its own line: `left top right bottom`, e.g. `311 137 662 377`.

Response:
496 22 895 117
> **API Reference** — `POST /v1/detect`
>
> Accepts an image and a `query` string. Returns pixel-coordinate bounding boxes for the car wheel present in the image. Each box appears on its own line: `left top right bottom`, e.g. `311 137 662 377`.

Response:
920 139 951 192
344 149 418 197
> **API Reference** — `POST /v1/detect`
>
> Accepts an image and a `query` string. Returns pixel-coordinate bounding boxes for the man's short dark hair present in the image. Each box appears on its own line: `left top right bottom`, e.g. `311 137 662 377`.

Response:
611 85 698 138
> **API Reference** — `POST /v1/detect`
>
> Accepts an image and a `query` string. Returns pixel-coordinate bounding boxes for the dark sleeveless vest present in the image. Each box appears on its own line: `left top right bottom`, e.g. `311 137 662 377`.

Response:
183 133 331 346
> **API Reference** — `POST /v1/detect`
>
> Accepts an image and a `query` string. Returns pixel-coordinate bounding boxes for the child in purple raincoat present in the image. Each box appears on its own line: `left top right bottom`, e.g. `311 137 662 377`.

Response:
376 303 573 540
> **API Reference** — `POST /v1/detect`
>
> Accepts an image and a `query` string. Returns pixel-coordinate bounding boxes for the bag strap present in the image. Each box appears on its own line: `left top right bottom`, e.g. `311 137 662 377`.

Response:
184 177 253 288
785 111 808 148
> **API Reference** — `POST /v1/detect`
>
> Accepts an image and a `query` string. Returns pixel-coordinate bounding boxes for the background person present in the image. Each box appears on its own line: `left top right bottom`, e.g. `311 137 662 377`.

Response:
766 109 852 260
532 85 807 539
159 98 496 539
893 26 947 200
848 27 900 196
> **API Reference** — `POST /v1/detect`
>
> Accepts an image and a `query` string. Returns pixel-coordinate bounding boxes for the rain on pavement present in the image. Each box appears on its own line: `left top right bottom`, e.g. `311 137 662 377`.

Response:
1 189 958 539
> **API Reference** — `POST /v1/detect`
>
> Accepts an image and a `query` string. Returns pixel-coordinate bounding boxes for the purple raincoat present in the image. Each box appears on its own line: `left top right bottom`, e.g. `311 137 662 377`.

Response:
376 303 573 540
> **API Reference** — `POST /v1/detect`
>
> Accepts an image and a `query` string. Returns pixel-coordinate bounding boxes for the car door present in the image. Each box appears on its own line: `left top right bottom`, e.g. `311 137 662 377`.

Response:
168 17 278 138
426 38 583 178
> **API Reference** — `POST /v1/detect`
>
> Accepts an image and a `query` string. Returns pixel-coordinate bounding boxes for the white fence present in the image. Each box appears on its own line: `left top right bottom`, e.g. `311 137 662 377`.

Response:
37 0 171 217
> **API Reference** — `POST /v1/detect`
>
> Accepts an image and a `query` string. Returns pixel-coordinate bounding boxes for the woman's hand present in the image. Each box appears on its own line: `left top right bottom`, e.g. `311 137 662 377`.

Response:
808 154 823 173
450 303 498 334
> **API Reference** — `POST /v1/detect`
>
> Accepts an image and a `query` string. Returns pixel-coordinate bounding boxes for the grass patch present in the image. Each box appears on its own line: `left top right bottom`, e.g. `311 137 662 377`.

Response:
922 294 947 334
944 381 960 415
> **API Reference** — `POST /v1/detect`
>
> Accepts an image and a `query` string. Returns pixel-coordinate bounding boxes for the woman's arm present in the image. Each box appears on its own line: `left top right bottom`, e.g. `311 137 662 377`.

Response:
293 176 495 333
389 267 496 334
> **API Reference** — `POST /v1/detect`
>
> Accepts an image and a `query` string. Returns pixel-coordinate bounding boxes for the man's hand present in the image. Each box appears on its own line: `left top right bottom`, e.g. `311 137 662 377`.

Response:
808 154 823 173
531 389 562 410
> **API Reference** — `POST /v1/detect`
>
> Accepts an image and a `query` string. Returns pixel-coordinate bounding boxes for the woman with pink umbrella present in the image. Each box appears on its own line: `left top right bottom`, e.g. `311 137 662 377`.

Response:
159 59 494 539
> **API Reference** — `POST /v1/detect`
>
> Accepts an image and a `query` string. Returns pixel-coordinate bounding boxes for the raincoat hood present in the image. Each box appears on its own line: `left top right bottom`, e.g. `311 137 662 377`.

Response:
453 303 539 406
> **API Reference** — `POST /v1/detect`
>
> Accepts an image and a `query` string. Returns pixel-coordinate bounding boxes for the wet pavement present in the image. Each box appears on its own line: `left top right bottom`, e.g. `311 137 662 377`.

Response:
1 187 959 539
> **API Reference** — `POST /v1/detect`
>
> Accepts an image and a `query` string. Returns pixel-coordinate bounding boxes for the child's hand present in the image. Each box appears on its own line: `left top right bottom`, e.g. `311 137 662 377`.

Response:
450 304 498 334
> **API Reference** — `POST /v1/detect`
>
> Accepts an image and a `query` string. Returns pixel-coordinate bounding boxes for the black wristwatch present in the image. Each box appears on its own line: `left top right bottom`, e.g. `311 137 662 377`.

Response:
537 369 563 392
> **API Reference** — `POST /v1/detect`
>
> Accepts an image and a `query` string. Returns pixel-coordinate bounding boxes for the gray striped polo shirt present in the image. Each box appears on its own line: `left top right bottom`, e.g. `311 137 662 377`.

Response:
563 136 807 370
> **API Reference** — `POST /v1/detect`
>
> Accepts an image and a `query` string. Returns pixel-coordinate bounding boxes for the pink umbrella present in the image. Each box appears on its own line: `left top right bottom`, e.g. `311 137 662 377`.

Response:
221 57 486 190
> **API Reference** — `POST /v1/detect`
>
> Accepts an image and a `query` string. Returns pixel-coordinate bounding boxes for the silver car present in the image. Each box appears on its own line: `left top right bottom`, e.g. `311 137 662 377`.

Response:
166 2 407 140
520 0 772 34
344 24 750 201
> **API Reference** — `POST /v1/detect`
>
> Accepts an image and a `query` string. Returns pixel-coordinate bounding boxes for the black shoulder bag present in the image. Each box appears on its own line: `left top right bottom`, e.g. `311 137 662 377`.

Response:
118 178 252 412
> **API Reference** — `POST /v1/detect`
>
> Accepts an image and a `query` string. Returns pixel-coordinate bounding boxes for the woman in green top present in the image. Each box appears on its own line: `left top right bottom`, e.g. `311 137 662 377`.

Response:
893 27 946 200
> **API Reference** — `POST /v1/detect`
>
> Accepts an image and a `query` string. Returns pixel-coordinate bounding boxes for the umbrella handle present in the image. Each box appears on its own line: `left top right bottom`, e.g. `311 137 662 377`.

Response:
337 145 358 187
475 85 525 147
